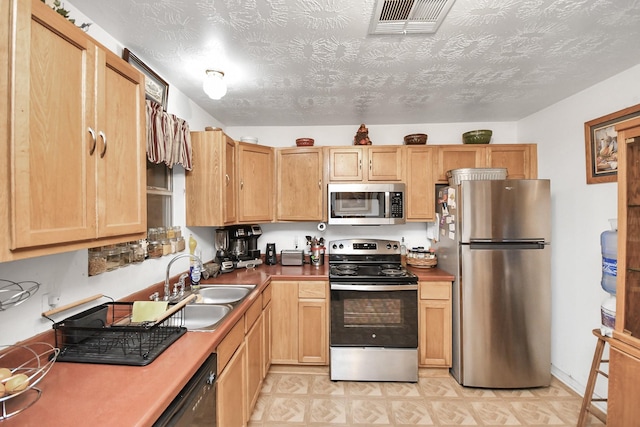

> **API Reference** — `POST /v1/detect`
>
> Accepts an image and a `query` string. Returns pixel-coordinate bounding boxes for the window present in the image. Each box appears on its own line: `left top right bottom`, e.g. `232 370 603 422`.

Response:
146 161 172 228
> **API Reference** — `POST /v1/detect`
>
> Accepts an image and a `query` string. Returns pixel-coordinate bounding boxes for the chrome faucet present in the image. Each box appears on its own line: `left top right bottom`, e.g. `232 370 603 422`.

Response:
164 253 204 301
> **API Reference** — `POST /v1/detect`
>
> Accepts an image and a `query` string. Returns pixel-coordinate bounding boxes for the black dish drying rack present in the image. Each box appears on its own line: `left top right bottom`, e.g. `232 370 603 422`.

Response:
45 296 190 366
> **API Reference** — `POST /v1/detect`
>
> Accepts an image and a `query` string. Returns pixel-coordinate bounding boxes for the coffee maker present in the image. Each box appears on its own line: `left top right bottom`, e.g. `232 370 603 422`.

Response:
227 225 263 268
214 228 234 273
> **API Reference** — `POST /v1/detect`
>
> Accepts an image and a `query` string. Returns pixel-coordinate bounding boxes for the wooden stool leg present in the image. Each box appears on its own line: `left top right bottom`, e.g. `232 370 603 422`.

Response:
577 335 607 427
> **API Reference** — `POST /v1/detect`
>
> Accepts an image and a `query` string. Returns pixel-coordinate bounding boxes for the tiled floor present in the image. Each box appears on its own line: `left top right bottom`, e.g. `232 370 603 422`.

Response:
248 366 605 426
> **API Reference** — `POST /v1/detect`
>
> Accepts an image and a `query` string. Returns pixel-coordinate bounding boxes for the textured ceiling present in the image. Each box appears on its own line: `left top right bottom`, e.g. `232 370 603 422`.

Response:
70 0 640 126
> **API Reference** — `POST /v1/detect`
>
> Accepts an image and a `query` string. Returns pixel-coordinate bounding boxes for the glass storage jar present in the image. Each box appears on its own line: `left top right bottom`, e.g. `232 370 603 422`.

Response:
157 227 167 241
88 249 107 276
147 227 158 243
161 239 172 256
175 236 185 252
130 243 145 264
105 248 121 271
119 244 132 267
148 241 162 259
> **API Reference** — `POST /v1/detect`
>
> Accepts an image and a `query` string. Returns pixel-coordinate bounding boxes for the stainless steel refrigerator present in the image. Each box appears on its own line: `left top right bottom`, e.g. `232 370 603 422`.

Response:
436 179 551 388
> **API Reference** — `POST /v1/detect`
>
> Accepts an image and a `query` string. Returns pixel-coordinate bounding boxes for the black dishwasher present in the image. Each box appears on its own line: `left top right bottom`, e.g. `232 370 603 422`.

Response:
154 354 217 426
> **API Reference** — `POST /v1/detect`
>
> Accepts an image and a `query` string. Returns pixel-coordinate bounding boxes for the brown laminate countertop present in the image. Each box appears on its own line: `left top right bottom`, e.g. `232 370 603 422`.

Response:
4 263 452 426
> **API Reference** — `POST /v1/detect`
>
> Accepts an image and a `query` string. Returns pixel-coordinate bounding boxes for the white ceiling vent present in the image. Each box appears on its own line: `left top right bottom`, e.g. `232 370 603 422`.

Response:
369 0 457 35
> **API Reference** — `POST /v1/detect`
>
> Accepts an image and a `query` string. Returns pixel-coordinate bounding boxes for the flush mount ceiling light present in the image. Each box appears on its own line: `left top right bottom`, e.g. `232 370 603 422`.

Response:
369 0 457 35
203 69 227 100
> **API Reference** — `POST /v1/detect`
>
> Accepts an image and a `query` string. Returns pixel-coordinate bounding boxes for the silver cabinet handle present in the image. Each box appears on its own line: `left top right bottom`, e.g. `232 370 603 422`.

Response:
225 174 230 185
318 179 321 189
240 179 244 190
99 131 107 158
359 159 362 170
369 159 372 171
88 127 97 155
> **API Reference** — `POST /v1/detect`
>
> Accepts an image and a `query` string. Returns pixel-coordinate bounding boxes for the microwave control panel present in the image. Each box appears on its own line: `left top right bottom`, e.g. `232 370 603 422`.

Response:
390 192 404 218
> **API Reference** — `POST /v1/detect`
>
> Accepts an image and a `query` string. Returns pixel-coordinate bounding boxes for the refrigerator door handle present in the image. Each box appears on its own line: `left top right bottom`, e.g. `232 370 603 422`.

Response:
469 241 547 250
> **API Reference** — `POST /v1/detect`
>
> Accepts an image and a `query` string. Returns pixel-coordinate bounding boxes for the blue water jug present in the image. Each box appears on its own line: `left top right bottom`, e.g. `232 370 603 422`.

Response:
601 219 618 295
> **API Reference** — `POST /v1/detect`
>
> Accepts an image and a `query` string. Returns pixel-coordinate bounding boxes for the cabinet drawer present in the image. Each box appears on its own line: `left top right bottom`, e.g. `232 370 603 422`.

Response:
245 295 263 332
299 281 327 299
262 283 272 308
216 319 245 373
419 282 451 300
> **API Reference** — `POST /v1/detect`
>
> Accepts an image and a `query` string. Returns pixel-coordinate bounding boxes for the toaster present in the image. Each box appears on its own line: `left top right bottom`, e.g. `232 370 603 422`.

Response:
280 250 304 266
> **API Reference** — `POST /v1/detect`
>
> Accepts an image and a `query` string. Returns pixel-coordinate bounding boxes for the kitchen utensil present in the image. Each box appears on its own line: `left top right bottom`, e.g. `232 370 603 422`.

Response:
403 133 428 145
281 250 304 265
131 301 169 323
462 129 492 144
265 243 277 265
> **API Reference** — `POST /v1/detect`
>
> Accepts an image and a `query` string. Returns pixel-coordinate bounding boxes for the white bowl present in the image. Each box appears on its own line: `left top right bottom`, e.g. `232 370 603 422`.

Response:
240 136 258 143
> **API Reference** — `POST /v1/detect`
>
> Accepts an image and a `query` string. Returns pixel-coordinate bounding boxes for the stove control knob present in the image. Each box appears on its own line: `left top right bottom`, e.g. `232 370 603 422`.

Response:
332 243 338 249
393 244 399 250
339 244 344 249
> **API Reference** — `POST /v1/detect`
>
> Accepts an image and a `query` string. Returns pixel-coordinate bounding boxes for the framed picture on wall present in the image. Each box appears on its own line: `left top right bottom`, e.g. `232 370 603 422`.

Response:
584 103 640 184
123 48 169 110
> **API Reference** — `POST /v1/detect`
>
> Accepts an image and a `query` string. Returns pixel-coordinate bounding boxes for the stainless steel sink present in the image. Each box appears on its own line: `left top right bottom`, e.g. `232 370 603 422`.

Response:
197 285 255 304
183 304 231 331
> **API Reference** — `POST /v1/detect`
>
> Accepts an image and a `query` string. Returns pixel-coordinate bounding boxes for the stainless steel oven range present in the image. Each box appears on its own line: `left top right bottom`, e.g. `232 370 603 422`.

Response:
329 239 419 382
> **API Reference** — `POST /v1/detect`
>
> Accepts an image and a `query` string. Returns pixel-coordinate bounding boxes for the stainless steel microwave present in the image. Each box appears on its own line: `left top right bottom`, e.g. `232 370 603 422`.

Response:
328 183 405 225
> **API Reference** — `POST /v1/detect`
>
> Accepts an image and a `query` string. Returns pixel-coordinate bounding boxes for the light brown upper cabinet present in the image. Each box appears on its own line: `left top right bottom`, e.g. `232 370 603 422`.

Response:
327 146 403 182
435 144 538 183
237 142 274 223
404 146 436 221
276 147 324 221
186 130 237 226
1 0 146 261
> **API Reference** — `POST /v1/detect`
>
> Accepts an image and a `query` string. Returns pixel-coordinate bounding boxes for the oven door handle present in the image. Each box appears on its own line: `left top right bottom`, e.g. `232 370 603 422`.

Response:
330 283 418 291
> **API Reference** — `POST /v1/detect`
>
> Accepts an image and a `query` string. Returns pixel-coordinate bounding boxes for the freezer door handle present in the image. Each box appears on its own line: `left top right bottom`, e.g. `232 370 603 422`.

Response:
469 241 546 250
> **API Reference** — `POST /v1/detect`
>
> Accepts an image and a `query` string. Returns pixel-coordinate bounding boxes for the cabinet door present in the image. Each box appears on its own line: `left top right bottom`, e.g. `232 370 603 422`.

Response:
96 48 146 237
217 342 247 427
327 147 364 181
367 146 403 181
608 345 640 425
298 300 328 364
418 300 451 367
11 0 97 248
246 314 264 417
237 142 274 223
405 146 435 221
224 135 238 224
186 130 234 226
488 145 536 179
436 146 486 183
418 281 452 368
276 148 324 221
270 281 299 364
262 301 272 377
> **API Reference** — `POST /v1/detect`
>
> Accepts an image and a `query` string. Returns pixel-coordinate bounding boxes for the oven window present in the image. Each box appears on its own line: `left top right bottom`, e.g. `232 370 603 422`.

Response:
344 298 402 327
330 289 418 348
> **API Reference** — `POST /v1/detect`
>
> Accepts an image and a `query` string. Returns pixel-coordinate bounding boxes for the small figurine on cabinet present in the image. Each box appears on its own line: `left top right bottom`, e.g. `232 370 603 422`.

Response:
354 123 372 145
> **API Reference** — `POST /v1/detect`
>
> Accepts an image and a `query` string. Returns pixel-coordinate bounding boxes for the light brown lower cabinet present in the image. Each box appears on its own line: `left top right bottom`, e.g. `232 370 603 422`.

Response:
608 342 640 425
246 314 264 414
217 340 246 427
216 285 271 427
418 281 452 368
271 280 329 365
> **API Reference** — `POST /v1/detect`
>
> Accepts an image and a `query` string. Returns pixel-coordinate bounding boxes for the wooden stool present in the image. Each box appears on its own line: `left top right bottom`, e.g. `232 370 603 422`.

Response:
577 328 609 426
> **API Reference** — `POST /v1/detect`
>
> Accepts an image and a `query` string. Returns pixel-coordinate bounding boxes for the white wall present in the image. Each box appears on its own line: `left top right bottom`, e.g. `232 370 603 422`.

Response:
518 63 640 400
